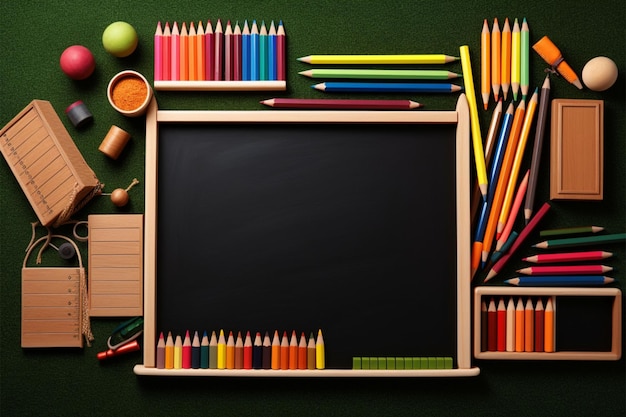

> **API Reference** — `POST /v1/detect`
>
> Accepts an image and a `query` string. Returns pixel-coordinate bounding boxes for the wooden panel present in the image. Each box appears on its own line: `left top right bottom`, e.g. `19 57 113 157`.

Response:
550 99 603 200
88 214 143 317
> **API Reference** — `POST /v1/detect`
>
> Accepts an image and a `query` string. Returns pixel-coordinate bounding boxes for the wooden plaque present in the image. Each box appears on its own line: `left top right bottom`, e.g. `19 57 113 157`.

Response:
550 99 603 200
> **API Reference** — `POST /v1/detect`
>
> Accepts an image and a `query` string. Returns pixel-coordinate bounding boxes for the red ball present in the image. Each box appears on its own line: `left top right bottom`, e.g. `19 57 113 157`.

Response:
60 45 96 80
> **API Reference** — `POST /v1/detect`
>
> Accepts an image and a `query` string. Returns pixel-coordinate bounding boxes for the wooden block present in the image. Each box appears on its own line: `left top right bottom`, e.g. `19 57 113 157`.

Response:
550 99 603 200
88 214 143 317
0 100 101 226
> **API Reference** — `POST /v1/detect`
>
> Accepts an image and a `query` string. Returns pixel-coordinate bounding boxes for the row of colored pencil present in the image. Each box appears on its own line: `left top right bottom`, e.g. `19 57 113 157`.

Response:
154 20 286 82
156 329 324 370
482 297 554 353
481 17 530 109
352 356 453 370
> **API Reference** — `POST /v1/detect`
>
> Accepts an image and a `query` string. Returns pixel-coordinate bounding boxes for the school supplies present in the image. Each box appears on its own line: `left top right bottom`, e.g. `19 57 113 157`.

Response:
297 54 458 64
533 35 583 89
505 276 615 286
533 233 626 249
299 69 460 80
311 82 462 93
261 98 421 110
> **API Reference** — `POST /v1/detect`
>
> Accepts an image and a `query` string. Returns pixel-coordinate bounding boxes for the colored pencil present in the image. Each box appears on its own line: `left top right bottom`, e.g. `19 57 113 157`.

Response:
182 330 192 369
523 251 613 264
312 82 462 93
460 45 488 202
271 330 280 370
162 23 171 81
252 331 263 369
171 22 180 81
297 54 459 65
496 169 529 251
233 22 242 81
524 298 534 352
491 18 501 102
481 300 488 351
280 331 289 370
165 331 174 369
481 99 526 264
192 331 201 369
205 20 215 80
174 335 183 369
484 202 551 282
289 330 298 370
298 332 307 370
520 18 530 100
188 22 197 80
497 89 538 237
214 19 224 81
524 75 550 223
500 18 512 100
534 233 626 249
299 68 460 80
506 275 615 286
217 329 226 369
534 298 545 352
200 331 209 368
241 21 250 81
225 330 235 369
539 225 604 238
262 331 271 369
276 21 286 81
544 298 554 352
259 21 268 81
487 298 497 351
515 298 524 352
517 265 613 275
196 21 206 81
235 331 244 369
224 21 233 80
180 22 189 81
260 98 421 110
250 20 259 80
506 298 515 352
307 332 316 370
209 330 218 369
511 18 521 100
268 21 277 80
315 329 325 369
154 22 163 81
156 332 166 369
481 19 491 110
497 298 506 352
490 231 518 264
243 331 253 369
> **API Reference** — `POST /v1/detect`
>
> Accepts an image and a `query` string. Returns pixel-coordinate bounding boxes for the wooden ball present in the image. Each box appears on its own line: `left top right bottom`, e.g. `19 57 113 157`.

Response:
110 188 130 207
582 56 618 91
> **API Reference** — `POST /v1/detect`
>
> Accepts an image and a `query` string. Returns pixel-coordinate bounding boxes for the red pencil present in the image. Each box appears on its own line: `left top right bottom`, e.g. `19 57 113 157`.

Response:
280 331 289 370
162 22 171 81
517 264 613 275
496 298 506 352
276 21 286 81
182 330 192 369
205 20 215 80
522 251 613 264
260 98 421 110
298 332 307 369
243 330 253 369
534 298 545 352
289 330 298 370
233 22 242 81
487 298 497 351
484 202 551 282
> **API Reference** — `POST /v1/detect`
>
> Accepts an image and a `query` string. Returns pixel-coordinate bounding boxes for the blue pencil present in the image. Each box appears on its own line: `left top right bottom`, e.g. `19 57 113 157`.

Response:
268 21 277 80
242 21 250 80
505 275 615 286
312 82 463 93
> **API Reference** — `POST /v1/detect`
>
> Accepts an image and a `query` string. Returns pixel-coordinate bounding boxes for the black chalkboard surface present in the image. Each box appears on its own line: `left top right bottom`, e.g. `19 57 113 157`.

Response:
136 99 476 376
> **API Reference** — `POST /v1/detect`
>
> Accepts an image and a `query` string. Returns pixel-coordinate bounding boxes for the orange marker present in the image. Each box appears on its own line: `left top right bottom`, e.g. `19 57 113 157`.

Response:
491 18 501 101
481 19 491 110
501 18 511 100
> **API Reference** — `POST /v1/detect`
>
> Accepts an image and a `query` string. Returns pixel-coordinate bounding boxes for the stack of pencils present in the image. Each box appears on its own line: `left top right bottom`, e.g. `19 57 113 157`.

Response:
154 20 286 90
156 329 325 371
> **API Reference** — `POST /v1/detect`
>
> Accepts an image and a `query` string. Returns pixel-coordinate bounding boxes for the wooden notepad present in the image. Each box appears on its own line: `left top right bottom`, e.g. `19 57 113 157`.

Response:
88 214 143 317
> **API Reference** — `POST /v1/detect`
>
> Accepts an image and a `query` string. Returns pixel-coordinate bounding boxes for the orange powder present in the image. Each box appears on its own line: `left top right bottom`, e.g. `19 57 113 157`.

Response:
111 76 148 111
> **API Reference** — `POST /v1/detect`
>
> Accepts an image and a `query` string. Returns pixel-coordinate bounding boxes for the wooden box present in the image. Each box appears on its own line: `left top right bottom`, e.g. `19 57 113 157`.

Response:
550 99 603 200
0 100 101 227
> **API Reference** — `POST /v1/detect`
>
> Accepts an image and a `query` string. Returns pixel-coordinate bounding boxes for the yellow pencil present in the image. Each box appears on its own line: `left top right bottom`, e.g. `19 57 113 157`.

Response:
501 18 512 100
497 88 538 236
481 19 490 110
460 45 488 201
315 329 325 369
174 334 183 369
217 329 226 369
511 18 521 100
297 54 458 65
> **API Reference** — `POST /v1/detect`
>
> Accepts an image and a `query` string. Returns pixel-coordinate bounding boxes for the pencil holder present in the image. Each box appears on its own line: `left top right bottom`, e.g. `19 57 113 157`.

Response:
107 70 153 117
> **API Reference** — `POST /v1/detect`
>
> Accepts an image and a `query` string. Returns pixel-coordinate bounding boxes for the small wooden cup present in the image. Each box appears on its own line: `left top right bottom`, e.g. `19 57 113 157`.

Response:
99 125 131 160
107 70 153 117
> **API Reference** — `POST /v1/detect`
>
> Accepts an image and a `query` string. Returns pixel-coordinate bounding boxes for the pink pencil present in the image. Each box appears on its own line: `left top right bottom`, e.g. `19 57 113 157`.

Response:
205 20 215 80
522 251 613 264
224 20 233 80
171 22 180 80
214 19 224 80
233 22 242 81
496 169 529 251
154 22 163 81
162 22 171 81
517 264 613 275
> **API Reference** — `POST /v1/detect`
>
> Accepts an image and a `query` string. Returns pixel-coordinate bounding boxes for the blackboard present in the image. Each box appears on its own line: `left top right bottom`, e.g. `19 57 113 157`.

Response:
136 96 477 376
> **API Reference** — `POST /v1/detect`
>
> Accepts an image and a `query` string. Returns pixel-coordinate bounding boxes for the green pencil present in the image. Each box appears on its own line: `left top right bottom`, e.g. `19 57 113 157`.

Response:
298 69 461 80
539 225 604 237
534 233 626 249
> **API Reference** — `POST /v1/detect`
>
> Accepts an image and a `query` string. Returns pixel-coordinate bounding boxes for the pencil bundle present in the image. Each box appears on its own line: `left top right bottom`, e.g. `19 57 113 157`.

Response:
154 20 286 89
156 328 324 371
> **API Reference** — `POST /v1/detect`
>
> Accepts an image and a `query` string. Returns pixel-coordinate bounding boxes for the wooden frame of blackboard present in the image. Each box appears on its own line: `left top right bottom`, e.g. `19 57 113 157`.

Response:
474 286 622 360
133 95 479 376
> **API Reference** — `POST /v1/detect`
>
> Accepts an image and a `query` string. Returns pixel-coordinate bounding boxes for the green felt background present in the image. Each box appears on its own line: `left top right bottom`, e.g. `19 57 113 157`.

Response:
1 1 624 416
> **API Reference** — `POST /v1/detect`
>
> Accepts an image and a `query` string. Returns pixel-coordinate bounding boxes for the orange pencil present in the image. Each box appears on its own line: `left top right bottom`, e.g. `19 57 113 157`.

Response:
515 298 525 352
165 331 174 369
481 19 491 110
524 298 534 352
226 330 235 369
271 330 280 370
196 21 206 80
180 22 189 81
162 22 171 81
280 331 289 370
544 298 555 352
491 18 501 101
497 89 538 237
496 169 530 251
188 22 197 80
481 99 526 264
501 18 511 100
289 330 298 370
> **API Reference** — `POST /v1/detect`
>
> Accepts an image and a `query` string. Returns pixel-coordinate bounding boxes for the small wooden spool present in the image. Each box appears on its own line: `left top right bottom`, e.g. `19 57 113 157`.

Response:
99 125 131 160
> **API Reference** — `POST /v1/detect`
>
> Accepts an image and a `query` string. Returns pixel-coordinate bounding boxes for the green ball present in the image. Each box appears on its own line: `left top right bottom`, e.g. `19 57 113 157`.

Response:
102 21 138 57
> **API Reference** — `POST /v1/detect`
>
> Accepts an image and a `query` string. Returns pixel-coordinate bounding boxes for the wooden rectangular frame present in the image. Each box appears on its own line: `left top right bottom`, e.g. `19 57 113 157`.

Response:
134 95 479 376
474 286 622 360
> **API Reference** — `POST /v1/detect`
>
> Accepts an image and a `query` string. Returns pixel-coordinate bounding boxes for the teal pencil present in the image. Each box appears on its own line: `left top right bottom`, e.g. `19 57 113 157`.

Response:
534 233 626 249
299 69 461 80
200 331 209 369
539 225 604 237
259 21 268 80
